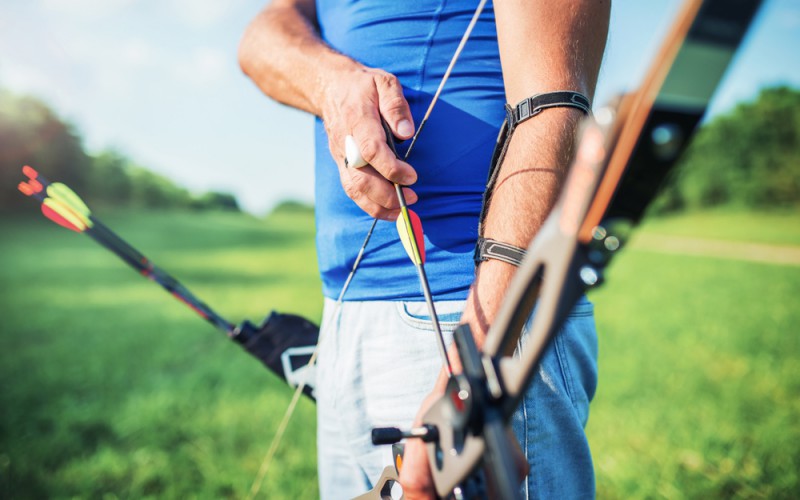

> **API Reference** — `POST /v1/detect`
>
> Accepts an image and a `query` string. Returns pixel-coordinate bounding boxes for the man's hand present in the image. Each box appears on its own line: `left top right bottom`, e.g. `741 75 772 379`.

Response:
238 0 420 220
398 385 443 499
319 67 419 220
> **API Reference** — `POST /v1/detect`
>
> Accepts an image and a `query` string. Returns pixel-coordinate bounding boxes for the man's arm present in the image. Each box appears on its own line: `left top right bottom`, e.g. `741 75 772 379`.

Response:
238 0 419 220
401 1 610 496
462 0 610 343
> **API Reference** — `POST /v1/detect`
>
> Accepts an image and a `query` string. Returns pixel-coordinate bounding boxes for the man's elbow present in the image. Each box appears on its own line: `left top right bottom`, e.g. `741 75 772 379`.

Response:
237 24 258 78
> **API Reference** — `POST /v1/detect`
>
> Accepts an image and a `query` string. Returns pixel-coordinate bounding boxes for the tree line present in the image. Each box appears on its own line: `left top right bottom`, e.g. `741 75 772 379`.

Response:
0 89 239 212
653 85 800 213
2 86 798 215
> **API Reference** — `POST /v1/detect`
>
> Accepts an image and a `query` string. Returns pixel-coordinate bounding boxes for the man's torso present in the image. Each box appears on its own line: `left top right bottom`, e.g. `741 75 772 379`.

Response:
314 0 508 301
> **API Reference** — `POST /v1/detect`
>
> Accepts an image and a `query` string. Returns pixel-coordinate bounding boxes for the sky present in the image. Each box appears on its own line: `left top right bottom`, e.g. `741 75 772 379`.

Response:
1 0 798 215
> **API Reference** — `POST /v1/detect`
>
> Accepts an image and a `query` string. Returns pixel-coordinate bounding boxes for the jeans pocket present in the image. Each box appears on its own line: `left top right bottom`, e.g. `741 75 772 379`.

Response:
555 298 598 425
567 294 595 319
520 295 597 425
395 300 465 332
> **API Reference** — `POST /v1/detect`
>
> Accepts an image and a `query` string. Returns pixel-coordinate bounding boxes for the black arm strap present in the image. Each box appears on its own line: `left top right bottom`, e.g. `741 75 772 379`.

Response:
474 237 527 267
476 91 590 267
505 91 591 130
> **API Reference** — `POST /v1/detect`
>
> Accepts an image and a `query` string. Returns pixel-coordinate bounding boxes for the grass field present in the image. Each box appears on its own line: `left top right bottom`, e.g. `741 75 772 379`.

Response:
0 208 798 498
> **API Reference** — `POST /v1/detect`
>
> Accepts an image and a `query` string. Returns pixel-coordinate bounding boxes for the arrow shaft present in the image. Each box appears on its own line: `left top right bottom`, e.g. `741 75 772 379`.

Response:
414 263 451 376
22 168 236 335
84 222 236 334
388 127 452 376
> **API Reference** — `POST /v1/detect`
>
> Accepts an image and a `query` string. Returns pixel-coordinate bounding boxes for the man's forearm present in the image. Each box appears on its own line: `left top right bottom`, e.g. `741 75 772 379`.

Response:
461 0 611 343
239 1 419 220
238 0 361 117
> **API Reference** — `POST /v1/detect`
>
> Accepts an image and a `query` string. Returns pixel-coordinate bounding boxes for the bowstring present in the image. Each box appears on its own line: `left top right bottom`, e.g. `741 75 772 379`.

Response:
246 220 376 499
404 0 488 161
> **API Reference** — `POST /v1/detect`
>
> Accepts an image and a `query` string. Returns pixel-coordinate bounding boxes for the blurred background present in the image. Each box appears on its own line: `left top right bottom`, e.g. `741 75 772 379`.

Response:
1 0 798 498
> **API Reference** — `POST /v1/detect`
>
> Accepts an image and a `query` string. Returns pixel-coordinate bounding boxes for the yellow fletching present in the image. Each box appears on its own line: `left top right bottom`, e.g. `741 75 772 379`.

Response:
47 182 93 228
396 208 426 265
43 198 88 232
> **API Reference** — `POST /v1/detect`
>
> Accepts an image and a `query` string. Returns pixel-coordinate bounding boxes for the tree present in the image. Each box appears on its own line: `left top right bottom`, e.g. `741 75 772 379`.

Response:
128 167 193 209
0 90 91 211
191 192 240 211
654 86 800 212
88 150 134 206
1 89 242 213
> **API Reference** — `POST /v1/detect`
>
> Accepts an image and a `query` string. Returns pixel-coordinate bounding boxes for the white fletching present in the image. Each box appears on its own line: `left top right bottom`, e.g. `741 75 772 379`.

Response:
345 135 368 168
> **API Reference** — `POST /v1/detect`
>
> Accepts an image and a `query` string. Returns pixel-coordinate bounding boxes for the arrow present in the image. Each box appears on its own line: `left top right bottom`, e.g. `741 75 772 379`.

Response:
344 121 453 375
18 165 323 402
18 166 235 334
339 0 489 377
379 119 453 377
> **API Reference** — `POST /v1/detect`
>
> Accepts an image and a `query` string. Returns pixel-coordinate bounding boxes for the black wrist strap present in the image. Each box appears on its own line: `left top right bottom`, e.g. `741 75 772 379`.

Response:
505 91 591 132
474 237 527 267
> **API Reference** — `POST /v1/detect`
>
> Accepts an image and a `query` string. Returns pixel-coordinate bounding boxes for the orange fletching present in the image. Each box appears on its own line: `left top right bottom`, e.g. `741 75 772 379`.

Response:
18 182 34 196
22 165 38 180
28 179 43 194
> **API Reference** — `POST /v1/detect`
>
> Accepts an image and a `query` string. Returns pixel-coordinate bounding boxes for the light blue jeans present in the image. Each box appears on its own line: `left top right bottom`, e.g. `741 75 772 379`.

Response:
316 296 598 499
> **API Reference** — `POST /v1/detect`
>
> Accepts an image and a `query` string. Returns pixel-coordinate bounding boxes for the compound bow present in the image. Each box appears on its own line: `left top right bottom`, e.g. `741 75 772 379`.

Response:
361 0 764 497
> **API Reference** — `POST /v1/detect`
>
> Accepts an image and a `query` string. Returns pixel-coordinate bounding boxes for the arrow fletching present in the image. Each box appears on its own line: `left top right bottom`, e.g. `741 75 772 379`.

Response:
18 182 35 197
42 198 87 232
47 182 93 228
26 179 44 194
396 207 426 265
22 165 38 180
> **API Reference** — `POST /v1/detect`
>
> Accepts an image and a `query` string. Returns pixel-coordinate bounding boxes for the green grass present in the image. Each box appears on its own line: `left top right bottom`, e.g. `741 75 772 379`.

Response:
589 252 799 499
0 208 798 498
588 209 800 499
638 208 800 246
0 210 322 499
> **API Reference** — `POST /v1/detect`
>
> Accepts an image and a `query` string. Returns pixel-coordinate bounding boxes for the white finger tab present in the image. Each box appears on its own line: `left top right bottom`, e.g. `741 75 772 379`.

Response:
345 135 368 168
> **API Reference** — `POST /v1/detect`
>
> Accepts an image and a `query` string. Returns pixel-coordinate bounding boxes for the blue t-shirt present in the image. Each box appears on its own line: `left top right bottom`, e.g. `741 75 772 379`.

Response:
314 0 506 301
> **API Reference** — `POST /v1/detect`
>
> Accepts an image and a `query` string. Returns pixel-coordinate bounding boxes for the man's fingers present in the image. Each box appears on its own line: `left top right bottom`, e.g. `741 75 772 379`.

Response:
324 66 419 215
398 389 442 499
339 163 418 219
400 186 418 206
351 128 418 186
374 71 415 140
399 440 436 499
